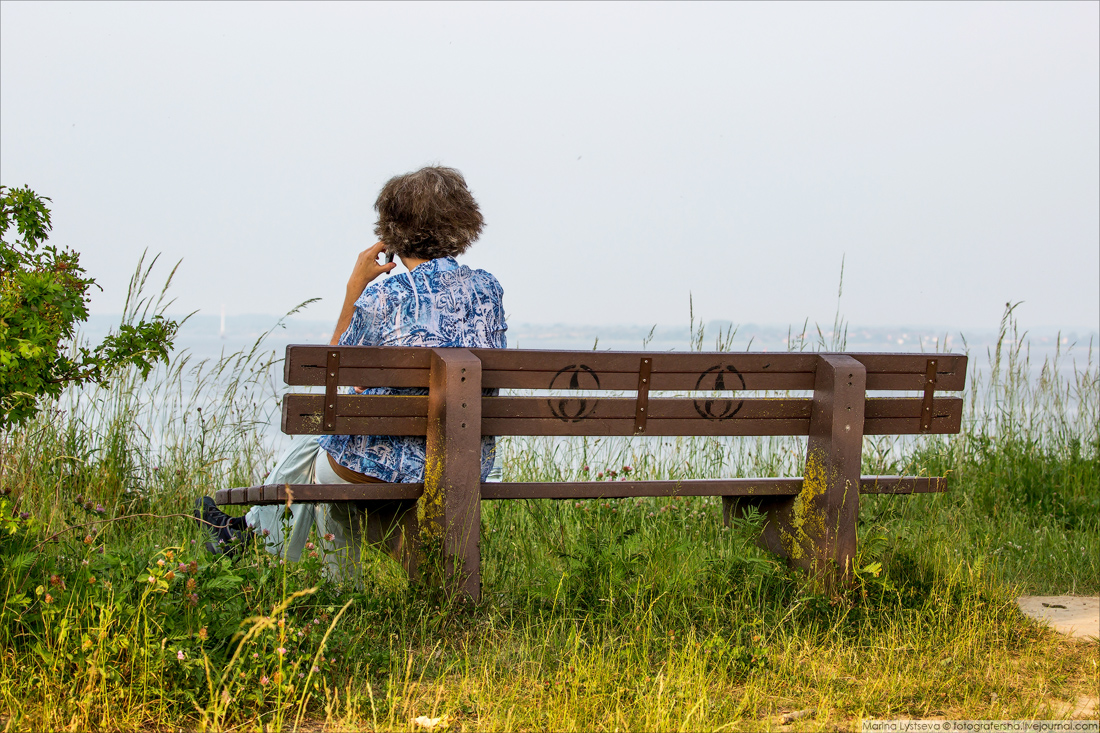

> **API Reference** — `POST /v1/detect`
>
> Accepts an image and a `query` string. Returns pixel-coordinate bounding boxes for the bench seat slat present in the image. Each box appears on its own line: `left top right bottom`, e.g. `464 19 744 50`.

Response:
214 475 947 505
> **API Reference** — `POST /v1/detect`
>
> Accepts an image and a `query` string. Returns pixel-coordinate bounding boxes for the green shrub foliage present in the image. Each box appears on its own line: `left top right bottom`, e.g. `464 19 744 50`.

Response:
0 185 178 427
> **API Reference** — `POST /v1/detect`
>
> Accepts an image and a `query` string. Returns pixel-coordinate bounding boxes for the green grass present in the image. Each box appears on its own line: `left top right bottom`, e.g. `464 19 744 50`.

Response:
1 289 1097 731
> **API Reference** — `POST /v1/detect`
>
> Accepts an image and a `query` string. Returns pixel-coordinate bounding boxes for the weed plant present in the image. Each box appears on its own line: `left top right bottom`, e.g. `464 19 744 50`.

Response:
0 271 1096 730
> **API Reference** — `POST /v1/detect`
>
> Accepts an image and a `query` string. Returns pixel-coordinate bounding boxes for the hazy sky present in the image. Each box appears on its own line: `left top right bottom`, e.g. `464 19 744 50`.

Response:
2 2 1097 331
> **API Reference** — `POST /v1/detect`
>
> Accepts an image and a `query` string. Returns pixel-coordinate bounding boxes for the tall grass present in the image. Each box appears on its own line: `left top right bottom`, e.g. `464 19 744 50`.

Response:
0 265 1096 730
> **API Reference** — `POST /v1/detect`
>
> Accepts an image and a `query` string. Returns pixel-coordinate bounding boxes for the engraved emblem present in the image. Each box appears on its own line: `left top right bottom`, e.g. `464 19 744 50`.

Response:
693 364 746 420
547 364 601 422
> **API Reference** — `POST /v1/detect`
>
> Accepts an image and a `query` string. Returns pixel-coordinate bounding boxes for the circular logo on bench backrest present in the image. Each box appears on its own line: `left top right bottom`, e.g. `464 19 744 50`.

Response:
694 364 746 420
547 364 601 422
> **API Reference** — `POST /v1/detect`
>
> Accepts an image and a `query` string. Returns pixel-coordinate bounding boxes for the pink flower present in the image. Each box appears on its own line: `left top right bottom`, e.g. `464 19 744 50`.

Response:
260 675 269 685
311 665 320 673
306 542 315 550
323 533 335 542
177 650 185 660
277 647 287 655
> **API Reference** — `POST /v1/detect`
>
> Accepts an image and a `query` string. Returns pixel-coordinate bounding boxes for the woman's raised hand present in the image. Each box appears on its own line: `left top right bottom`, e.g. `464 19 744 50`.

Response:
346 241 397 296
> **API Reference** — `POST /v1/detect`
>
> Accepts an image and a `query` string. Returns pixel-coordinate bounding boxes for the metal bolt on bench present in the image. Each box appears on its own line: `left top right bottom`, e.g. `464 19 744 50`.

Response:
216 346 967 599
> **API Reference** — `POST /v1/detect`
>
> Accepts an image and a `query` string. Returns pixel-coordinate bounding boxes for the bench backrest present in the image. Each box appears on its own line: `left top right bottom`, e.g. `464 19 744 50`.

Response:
281 346 967 439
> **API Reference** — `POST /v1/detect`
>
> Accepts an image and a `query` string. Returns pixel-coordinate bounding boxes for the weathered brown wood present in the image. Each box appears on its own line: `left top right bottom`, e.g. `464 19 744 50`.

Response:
281 393 961 437
470 348 966 377
214 474 950 506
743 355 866 586
634 357 652 434
323 350 340 432
481 479 803 499
285 394 429 417
920 358 938 432
285 365 431 389
481 369 964 392
285 346 966 392
859 476 948 494
422 348 483 600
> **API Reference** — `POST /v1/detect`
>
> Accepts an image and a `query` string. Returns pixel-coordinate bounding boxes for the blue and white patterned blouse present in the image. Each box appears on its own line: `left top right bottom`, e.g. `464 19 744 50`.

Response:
317 257 507 482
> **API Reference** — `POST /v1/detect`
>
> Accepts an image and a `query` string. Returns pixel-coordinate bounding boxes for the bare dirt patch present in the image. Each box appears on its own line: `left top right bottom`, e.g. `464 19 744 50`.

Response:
1016 595 1099 640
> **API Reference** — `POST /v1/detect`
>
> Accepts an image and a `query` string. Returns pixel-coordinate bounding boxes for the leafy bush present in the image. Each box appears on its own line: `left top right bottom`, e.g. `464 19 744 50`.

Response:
0 185 178 428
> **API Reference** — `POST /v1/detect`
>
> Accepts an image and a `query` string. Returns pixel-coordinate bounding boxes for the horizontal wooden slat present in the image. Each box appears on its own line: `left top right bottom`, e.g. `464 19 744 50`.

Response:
284 394 429 417
470 349 966 377
480 478 803 499
286 365 430 389
282 393 961 437
284 346 967 392
216 483 424 505
283 413 429 436
213 475 948 505
859 476 948 494
286 345 432 371
483 397 812 420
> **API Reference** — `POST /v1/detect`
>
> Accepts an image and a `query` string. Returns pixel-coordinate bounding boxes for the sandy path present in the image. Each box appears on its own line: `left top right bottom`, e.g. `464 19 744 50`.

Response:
1016 595 1099 640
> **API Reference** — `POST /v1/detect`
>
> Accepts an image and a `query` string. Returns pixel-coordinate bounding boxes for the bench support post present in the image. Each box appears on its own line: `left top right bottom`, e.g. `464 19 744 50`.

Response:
727 354 866 589
420 348 483 601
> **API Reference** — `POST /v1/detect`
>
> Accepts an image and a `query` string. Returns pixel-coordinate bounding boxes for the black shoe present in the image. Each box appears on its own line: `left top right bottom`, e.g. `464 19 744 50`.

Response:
194 496 252 555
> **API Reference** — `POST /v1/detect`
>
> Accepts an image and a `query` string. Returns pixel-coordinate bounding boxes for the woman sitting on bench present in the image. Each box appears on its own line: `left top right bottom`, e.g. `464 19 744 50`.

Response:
195 165 507 578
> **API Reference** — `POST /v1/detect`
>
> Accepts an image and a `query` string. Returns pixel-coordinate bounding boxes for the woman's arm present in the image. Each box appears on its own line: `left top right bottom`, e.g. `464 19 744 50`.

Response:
330 241 396 345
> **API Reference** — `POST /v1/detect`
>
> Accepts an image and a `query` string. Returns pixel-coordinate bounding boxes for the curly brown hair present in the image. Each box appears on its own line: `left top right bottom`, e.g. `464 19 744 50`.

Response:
373 166 484 261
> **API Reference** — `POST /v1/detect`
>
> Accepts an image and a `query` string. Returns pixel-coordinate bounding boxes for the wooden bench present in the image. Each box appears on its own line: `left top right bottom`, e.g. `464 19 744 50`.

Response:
216 346 967 598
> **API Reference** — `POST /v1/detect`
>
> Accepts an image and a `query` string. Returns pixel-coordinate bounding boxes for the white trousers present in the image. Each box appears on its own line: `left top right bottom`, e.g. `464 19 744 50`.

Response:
243 435 410 579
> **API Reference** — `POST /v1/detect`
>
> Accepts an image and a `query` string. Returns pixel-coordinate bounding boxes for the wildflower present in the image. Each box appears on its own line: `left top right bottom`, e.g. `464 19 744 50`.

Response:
157 559 165 567
178 562 188 572
165 550 174 561
277 647 287 655
186 577 197 591
582 465 589 472
198 627 208 641
49 574 64 588
177 650 185 660
84 502 94 512
188 561 198 574
81 559 89 566
306 542 315 550
308 551 318 558
165 570 176 581
260 675 270 686
311 665 320 673
84 535 94 544
597 472 604 479
187 593 199 606
313 618 321 625
75 494 84 505
323 533 335 542
148 576 156 584
94 504 105 513
44 593 54 604
19 512 30 520
298 672 305 679
297 629 304 637
623 465 632 473
253 652 259 659
262 529 271 537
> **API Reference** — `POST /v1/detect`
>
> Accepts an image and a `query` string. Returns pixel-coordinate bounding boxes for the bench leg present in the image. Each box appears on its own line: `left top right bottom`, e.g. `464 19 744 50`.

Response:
729 355 866 589
420 348 483 601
